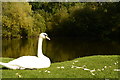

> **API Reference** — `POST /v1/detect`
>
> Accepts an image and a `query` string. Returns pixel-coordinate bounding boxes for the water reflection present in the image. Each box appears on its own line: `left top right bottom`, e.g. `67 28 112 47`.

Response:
2 38 120 63
2 39 37 58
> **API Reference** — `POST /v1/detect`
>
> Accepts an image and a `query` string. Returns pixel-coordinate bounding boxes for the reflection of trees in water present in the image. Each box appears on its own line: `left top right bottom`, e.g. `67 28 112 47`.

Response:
2 38 120 62
2 38 38 58
46 40 77 62
2 39 21 58
46 38 120 62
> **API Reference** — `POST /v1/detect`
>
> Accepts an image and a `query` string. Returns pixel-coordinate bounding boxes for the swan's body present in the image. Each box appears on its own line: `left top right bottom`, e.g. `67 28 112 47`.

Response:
0 33 51 69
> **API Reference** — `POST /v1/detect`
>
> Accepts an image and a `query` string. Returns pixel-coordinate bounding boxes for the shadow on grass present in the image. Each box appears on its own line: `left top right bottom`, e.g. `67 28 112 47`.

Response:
0 67 10 70
0 67 37 70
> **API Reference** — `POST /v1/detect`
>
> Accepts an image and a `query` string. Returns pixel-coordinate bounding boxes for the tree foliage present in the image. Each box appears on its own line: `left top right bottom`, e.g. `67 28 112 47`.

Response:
2 2 120 40
2 2 33 38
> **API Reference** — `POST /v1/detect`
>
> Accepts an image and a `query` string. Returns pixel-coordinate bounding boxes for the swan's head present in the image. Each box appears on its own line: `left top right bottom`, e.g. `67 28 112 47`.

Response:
40 33 50 40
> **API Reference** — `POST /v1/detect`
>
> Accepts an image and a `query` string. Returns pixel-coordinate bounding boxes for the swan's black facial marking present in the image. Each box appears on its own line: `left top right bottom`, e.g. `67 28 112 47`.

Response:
41 33 50 40
43 34 48 37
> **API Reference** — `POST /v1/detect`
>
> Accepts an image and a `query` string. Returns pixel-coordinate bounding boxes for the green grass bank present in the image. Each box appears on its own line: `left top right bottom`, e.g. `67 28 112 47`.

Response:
0 55 119 78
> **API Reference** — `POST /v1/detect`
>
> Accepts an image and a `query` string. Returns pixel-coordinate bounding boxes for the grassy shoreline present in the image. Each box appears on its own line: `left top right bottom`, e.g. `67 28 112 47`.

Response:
0 55 119 78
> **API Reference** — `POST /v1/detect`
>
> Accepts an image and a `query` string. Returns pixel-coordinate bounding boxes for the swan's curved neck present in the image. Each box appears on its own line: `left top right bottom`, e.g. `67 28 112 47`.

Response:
37 37 44 57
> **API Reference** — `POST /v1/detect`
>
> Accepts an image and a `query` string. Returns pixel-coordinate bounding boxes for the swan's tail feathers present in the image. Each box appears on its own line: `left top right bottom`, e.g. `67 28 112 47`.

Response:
0 62 20 69
0 62 6 66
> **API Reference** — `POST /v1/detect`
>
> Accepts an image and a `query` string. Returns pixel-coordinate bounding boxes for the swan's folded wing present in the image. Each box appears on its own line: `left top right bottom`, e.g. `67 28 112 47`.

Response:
8 56 50 69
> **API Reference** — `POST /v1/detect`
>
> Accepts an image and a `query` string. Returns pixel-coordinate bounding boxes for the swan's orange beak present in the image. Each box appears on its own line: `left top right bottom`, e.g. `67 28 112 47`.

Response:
46 36 50 40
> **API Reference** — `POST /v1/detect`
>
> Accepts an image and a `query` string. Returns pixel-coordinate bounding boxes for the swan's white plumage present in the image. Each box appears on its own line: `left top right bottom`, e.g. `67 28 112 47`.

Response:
0 33 51 69
8 56 50 69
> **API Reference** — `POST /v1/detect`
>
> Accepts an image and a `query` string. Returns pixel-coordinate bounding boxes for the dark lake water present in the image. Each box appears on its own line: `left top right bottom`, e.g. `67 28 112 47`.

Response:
1 37 120 63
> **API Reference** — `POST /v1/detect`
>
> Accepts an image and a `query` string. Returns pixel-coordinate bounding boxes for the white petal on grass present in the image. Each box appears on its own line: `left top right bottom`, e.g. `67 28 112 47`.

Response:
45 70 51 73
73 63 75 64
104 66 107 68
16 73 19 75
61 66 64 69
18 75 22 78
57 67 61 68
72 65 84 69
83 68 90 71
16 73 22 78
91 72 95 75
71 65 74 68
97 69 101 71
90 69 96 72
71 65 86 69
114 69 120 71
102 68 104 70
57 66 64 69
45 70 48 72
76 66 83 69
114 63 117 65
47 71 51 73
74 60 78 62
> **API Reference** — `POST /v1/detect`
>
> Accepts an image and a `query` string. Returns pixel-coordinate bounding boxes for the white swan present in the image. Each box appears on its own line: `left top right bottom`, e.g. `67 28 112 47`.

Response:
0 33 51 69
